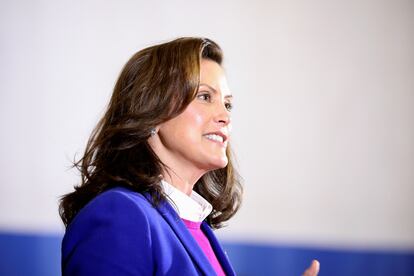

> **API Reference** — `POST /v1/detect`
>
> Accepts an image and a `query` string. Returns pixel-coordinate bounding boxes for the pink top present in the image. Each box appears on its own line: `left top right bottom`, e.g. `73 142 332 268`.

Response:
182 219 226 276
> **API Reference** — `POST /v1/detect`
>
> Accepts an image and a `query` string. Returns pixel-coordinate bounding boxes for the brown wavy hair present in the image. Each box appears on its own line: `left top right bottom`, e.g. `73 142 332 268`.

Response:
59 37 243 229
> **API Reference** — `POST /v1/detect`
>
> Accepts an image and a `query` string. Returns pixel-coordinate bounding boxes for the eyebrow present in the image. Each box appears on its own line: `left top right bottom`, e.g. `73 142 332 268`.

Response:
199 83 233 99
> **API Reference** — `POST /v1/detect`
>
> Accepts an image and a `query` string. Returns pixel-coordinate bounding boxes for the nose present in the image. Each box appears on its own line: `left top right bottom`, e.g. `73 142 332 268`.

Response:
214 102 231 126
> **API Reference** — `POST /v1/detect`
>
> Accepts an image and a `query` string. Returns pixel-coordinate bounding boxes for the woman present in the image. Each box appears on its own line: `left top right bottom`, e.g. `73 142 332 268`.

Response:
59 37 320 276
60 37 241 275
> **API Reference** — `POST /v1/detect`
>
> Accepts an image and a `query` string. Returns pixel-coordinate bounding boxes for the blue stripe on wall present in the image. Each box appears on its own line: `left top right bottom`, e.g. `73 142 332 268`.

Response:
222 242 414 276
0 231 413 276
0 231 61 276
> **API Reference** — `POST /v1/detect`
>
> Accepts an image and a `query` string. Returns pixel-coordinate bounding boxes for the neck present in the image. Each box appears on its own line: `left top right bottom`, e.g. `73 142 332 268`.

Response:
148 135 207 195
162 165 204 195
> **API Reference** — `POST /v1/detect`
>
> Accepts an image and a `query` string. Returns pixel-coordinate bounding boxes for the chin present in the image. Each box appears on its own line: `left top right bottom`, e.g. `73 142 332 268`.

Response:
208 156 228 170
196 152 228 171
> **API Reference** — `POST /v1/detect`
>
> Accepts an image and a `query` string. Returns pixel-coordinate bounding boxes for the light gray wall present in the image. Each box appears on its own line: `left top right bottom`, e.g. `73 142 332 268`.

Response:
1 0 413 249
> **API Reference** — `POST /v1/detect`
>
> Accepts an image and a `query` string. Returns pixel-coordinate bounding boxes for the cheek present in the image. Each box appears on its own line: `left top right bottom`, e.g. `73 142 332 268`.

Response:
192 113 204 128
184 105 208 131
183 115 204 144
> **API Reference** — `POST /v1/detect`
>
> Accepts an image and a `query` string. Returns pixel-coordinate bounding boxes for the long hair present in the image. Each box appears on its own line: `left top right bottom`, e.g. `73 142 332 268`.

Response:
59 37 243 229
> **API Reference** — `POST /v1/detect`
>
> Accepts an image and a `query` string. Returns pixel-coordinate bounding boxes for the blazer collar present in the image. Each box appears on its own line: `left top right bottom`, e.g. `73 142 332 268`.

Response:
146 193 216 275
144 193 236 276
201 222 236 276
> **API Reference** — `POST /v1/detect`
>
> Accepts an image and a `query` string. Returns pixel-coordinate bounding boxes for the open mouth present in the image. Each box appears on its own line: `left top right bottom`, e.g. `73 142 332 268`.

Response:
204 134 224 143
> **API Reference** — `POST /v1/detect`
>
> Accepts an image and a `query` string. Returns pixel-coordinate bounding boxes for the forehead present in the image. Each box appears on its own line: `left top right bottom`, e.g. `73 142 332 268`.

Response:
199 59 231 96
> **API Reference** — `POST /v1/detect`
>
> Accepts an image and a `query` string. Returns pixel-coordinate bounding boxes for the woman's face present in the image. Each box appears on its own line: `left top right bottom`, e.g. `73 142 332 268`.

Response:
153 59 232 173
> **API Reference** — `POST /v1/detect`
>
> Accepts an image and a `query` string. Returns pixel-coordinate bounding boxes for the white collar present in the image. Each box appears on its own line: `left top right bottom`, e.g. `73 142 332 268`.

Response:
161 180 212 222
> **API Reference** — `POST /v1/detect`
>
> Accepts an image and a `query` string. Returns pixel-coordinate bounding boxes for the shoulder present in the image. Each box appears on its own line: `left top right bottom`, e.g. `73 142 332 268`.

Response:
62 187 158 274
66 186 156 233
76 187 153 219
62 187 159 256
82 186 151 210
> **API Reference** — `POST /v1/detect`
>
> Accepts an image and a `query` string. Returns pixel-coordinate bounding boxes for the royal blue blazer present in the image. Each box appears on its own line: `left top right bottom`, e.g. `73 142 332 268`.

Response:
61 186 236 275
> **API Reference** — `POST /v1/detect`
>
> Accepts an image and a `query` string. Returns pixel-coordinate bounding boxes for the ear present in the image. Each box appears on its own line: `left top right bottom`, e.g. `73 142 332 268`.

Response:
147 125 164 160
149 124 161 136
147 125 161 144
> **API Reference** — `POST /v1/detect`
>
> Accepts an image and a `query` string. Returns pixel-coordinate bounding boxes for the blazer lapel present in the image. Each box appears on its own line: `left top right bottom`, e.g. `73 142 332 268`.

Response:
151 196 217 275
202 222 236 276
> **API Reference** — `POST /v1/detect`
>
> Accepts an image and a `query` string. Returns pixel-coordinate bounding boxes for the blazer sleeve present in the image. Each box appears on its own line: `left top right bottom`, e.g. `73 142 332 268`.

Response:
61 190 154 276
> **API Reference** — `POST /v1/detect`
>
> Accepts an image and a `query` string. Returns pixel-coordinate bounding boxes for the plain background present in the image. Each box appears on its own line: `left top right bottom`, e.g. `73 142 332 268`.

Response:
1 0 413 252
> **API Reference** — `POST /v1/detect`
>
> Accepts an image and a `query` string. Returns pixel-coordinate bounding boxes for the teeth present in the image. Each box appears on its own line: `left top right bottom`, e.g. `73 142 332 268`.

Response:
204 134 224 143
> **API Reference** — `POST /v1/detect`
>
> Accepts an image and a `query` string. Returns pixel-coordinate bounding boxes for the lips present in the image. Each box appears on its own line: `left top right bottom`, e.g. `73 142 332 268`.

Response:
204 134 224 143
203 131 228 143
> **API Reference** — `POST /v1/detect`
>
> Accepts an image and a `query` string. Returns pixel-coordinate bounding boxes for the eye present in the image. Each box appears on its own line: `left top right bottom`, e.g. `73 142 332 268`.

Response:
225 102 233 111
197 92 211 102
